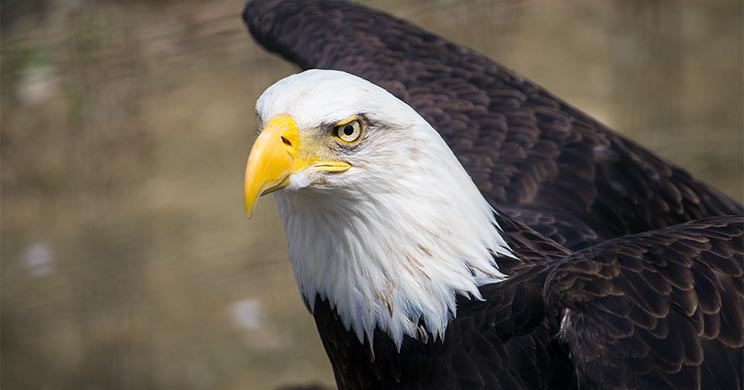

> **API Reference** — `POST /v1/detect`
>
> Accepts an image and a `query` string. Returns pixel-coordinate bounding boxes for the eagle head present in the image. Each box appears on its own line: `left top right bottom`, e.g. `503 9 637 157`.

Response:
243 69 514 347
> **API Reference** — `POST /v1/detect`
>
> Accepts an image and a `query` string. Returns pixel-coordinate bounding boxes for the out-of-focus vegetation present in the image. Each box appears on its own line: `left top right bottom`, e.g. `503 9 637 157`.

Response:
1 0 741 389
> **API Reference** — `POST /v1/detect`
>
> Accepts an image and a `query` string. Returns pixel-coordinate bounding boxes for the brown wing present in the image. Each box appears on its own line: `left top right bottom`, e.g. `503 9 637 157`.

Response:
242 0 742 249
500 206 602 251
545 216 744 389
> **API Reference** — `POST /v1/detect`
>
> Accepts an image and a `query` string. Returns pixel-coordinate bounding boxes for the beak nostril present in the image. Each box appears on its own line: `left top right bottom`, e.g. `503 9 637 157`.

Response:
280 136 292 147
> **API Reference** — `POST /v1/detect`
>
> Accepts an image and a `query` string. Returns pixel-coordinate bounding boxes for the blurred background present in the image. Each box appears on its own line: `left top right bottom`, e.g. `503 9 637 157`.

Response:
1 0 742 389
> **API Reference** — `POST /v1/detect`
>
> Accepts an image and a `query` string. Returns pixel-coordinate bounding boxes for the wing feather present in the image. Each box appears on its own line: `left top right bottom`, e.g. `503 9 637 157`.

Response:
546 216 744 389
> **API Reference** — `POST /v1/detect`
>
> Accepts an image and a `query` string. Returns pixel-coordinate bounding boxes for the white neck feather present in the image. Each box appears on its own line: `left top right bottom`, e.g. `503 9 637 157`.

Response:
273 120 515 348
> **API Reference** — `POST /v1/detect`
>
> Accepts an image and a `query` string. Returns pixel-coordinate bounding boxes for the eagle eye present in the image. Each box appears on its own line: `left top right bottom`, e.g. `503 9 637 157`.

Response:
333 119 363 143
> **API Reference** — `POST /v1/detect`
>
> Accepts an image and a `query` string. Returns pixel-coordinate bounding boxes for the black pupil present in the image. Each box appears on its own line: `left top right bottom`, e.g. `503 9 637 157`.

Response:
343 124 355 136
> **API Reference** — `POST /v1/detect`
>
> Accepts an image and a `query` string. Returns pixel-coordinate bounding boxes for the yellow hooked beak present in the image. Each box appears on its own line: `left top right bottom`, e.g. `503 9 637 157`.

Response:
243 114 351 217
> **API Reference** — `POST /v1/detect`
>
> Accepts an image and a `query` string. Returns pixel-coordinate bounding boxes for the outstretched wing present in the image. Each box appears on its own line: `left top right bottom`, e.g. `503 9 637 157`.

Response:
242 0 742 249
545 216 744 389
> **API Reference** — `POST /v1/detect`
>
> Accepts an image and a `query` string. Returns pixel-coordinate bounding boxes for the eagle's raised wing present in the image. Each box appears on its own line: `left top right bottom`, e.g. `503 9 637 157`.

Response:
545 216 744 389
242 0 742 249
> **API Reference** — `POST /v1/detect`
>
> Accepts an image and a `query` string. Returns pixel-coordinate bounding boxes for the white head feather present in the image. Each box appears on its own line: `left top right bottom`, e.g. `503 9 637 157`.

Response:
255 69 515 348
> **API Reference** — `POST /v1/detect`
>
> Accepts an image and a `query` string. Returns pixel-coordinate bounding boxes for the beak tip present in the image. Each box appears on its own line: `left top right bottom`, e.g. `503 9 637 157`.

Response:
244 114 298 220
244 184 259 220
244 200 256 219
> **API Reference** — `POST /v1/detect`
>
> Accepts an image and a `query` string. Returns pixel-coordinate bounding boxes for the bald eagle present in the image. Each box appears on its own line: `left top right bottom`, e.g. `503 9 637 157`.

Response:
241 1 744 389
